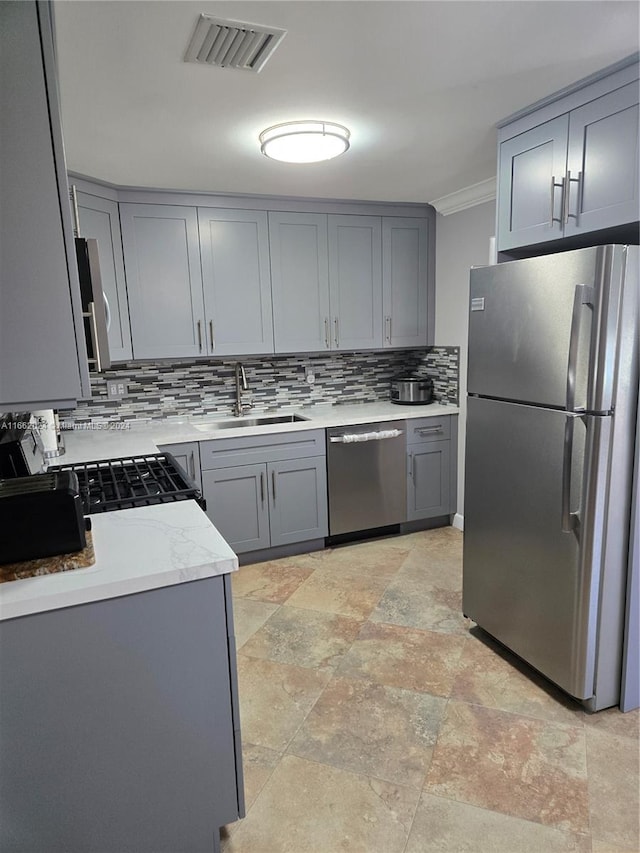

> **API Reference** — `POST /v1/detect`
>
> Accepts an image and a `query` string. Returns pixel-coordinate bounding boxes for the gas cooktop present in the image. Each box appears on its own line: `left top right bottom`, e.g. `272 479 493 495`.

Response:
50 453 204 514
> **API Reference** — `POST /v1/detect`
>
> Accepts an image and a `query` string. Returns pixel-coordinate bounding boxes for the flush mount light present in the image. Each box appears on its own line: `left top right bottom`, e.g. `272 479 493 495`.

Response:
259 120 350 163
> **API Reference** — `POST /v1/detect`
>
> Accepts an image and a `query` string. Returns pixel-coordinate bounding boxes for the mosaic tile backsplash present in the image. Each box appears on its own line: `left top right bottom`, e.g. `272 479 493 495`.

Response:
63 347 459 424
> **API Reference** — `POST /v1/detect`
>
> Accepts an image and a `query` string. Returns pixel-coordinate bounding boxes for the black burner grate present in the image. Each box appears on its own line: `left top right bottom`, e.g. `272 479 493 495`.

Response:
50 453 203 514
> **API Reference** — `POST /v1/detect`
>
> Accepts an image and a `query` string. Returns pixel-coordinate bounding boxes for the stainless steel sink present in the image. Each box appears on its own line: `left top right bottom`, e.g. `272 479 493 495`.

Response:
193 414 309 431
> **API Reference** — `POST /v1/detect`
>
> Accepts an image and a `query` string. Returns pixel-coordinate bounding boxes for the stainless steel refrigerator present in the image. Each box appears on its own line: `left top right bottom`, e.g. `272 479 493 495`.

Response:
463 244 638 711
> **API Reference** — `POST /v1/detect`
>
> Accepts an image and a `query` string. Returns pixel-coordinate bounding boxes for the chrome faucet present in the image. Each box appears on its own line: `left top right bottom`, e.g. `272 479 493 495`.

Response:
233 362 251 417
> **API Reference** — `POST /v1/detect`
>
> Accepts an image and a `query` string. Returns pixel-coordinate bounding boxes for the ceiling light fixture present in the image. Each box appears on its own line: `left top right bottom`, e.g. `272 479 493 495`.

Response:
259 120 350 163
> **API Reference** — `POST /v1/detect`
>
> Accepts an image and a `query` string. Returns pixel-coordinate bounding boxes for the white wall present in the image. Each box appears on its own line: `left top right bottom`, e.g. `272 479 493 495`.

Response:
434 200 496 523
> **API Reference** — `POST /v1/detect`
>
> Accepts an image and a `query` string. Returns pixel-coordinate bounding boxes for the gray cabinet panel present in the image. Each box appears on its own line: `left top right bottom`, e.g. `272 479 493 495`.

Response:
407 440 451 520
199 208 274 355
268 457 328 546
566 83 640 236
76 191 132 361
121 204 205 359
0 577 241 852
328 215 383 350
269 212 330 353
382 218 428 348
200 429 326 470
0 1 88 409
497 116 569 251
157 441 202 491
202 463 270 554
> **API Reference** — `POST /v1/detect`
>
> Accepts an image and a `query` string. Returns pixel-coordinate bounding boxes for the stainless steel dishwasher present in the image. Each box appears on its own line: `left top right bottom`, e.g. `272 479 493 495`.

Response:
326 421 406 536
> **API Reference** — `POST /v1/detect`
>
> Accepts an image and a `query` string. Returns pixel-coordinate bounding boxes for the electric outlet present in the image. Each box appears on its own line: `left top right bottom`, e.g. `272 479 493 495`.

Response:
305 367 315 385
106 380 128 399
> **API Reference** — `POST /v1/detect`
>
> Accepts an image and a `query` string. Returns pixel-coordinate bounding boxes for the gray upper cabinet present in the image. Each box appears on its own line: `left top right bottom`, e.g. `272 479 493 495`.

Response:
497 57 639 252
565 83 639 237
109 198 433 361
198 208 274 355
328 215 383 350
120 204 206 360
0 1 89 410
75 190 132 362
497 116 569 250
269 212 330 353
382 217 428 348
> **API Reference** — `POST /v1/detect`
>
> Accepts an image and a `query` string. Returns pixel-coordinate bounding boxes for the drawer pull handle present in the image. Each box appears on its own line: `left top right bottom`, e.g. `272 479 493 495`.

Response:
416 426 443 435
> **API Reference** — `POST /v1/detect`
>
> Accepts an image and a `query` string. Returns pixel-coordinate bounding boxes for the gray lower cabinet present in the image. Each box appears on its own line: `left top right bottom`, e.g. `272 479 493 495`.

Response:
0 575 244 853
202 463 271 553
75 188 133 361
120 203 206 359
497 58 639 252
382 217 429 348
158 440 202 491
407 441 451 520
198 208 274 355
406 416 457 521
200 430 328 555
0 1 89 410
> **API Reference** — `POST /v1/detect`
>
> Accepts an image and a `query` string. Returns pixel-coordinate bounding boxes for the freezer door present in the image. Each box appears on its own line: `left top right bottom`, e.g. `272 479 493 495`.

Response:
463 396 603 700
468 245 626 411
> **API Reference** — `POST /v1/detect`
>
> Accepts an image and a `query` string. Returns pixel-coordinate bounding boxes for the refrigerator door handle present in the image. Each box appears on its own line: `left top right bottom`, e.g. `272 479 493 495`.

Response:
561 414 580 536
566 284 595 412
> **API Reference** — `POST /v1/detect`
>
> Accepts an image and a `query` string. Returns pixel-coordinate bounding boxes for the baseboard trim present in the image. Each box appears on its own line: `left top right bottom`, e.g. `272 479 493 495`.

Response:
453 513 464 531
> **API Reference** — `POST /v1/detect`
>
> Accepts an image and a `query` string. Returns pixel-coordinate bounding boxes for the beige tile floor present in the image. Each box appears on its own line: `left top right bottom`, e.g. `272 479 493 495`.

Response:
222 527 640 853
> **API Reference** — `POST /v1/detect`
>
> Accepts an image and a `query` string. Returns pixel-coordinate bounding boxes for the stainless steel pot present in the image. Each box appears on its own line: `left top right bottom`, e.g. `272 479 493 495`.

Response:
390 375 434 405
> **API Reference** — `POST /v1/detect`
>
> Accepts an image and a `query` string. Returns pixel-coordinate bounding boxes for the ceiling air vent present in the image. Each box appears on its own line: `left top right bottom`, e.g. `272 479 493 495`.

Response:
184 15 287 73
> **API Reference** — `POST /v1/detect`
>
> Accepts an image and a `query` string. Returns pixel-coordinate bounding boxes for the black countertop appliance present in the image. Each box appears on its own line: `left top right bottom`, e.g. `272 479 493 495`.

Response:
0 472 89 565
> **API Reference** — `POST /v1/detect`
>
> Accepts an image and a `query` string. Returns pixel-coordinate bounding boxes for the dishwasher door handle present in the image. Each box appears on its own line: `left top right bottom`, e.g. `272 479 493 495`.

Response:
329 429 404 443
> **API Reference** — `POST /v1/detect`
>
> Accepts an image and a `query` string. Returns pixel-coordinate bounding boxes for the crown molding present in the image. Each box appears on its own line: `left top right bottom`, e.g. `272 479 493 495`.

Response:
430 177 496 216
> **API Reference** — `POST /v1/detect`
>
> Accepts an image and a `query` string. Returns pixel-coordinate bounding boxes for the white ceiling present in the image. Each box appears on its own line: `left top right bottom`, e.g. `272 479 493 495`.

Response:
53 1 639 207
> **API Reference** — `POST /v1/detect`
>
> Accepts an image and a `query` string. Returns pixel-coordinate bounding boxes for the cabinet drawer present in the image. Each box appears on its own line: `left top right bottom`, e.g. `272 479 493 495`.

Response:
406 416 450 445
200 428 326 470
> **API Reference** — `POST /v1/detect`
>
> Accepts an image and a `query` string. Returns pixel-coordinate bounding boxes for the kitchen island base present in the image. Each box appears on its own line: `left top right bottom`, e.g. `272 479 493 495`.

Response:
0 574 244 853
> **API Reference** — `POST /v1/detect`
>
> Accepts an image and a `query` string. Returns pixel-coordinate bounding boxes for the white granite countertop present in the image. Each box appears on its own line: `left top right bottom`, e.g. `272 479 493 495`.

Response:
61 401 459 464
0 502 238 621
